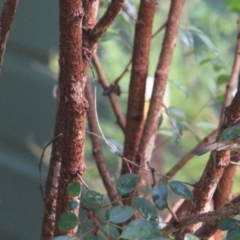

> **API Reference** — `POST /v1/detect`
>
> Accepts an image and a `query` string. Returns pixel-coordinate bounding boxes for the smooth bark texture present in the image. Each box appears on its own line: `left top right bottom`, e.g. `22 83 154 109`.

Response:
121 0 157 175
0 0 18 75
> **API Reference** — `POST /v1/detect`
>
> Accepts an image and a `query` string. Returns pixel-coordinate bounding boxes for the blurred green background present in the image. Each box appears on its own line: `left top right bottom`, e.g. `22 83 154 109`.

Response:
0 0 238 239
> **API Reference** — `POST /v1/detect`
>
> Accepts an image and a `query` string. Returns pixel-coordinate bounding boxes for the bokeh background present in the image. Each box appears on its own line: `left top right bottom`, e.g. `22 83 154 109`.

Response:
0 0 238 239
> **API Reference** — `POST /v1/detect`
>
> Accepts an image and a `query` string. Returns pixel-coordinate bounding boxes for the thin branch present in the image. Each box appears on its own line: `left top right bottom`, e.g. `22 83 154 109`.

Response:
90 0 125 43
147 161 156 187
167 205 178 222
162 197 240 237
113 57 132 87
152 21 167 39
77 173 90 191
92 54 126 131
165 129 217 178
39 133 63 201
86 124 194 187
85 79 122 206
0 0 19 75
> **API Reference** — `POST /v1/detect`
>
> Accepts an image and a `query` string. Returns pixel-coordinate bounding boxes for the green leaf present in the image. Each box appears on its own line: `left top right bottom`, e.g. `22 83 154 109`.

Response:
84 190 103 204
152 182 168 210
133 198 159 224
168 106 187 120
215 94 224 104
169 79 189 98
179 29 194 48
212 58 226 72
97 225 119 239
169 181 193 201
199 57 215 66
184 233 200 240
108 206 134 224
226 0 240 12
181 25 218 55
120 220 162 239
180 121 201 142
195 122 216 131
217 74 229 85
67 182 81 197
52 236 75 240
68 200 79 211
116 173 139 196
219 126 240 141
57 212 79 232
227 226 240 240
140 186 152 195
218 218 239 231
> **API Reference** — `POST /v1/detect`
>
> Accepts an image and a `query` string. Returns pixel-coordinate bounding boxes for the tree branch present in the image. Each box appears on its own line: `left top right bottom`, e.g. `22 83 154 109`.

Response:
121 0 157 175
162 197 240 237
92 54 126 131
85 79 122 206
0 0 18 75
89 0 124 44
166 129 217 178
135 0 184 187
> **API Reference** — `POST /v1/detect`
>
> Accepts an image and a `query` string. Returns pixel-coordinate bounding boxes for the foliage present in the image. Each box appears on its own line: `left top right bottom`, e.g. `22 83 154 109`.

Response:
1 0 240 239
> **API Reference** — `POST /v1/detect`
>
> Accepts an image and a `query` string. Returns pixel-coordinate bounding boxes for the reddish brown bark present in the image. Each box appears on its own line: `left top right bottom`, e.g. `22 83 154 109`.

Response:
53 0 87 237
175 94 240 240
135 0 184 187
121 0 157 175
41 0 124 238
0 0 18 75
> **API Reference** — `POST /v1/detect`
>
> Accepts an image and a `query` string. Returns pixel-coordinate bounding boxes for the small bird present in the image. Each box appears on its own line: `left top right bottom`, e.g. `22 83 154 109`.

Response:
192 119 240 156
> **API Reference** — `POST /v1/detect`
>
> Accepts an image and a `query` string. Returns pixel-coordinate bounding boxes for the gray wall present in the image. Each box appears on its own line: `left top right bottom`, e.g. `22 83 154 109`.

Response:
0 0 59 239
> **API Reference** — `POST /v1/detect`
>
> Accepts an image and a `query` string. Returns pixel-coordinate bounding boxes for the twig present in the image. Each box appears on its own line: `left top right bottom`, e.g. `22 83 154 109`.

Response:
39 133 63 201
167 205 178 222
92 54 126 131
85 80 123 206
90 0 125 43
165 129 217 178
147 161 156 186
86 128 194 187
0 0 19 75
77 173 90 191
152 21 167 39
87 208 111 238
122 6 141 23
162 200 240 237
113 58 132 87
